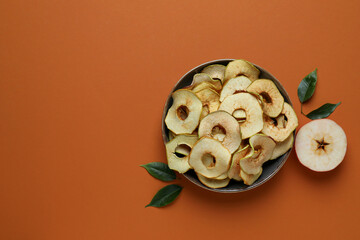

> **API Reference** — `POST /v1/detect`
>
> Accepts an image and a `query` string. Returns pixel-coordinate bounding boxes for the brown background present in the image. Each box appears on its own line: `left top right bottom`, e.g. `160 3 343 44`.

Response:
1 0 360 239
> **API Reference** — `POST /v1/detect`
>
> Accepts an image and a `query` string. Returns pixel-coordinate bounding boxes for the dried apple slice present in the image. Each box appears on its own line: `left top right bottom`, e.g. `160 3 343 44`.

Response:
240 168 262 185
198 152 228 180
201 64 226 83
189 137 231 178
191 73 222 92
210 171 228 180
197 173 230 189
247 79 284 117
240 134 276 175
228 145 253 181
262 103 298 142
192 82 217 93
198 111 241 153
270 134 294 160
166 134 198 173
228 144 262 185
219 92 263 139
224 59 260 82
165 89 202 134
195 88 220 120
220 76 252 102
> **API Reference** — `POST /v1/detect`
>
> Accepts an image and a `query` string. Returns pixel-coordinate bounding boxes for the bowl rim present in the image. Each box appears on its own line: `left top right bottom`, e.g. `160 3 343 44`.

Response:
161 59 295 193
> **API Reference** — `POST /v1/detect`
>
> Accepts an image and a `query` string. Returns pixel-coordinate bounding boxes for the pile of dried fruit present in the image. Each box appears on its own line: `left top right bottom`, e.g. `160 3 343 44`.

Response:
164 60 298 189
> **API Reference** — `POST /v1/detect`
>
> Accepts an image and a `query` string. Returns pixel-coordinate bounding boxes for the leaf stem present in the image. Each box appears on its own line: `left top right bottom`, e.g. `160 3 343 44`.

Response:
300 104 306 116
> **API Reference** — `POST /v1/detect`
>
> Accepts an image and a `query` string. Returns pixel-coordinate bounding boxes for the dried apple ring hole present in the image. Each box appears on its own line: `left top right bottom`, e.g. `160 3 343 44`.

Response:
232 109 247 121
260 92 272 103
211 125 226 141
174 144 192 158
198 111 241 154
176 105 189 120
202 153 216 168
254 145 263 155
262 102 298 142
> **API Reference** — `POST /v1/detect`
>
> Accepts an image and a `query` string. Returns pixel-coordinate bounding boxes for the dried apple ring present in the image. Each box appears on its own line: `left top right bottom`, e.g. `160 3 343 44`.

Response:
240 169 263 186
196 173 230 189
191 73 222 92
189 137 231 178
240 134 276 175
219 92 263 139
166 134 198 173
165 89 202 134
195 88 220 120
247 79 284 117
220 76 252 102
198 111 241 153
201 64 226 83
224 59 260 82
228 145 253 181
262 102 298 142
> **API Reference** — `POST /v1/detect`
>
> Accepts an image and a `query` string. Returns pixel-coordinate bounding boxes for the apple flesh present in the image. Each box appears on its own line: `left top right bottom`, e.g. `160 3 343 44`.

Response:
198 110 241 154
228 145 252 181
165 89 203 134
247 79 284 118
192 82 217 93
166 134 198 173
220 76 252 102
270 134 294 160
191 73 222 92
240 168 262 185
201 64 226 83
224 59 260 82
262 103 298 142
240 134 276 175
189 137 231 178
219 92 263 139
195 88 220 120
295 119 347 172
197 173 230 189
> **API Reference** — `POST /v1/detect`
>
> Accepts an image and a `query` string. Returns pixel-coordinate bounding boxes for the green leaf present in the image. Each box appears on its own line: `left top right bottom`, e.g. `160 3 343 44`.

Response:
306 102 341 119
146 184 182 208
140 162 176 181
298 69 317 103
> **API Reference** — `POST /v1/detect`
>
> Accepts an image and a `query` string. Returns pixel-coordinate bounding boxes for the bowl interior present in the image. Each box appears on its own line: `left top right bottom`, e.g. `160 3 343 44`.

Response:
162 59 294 193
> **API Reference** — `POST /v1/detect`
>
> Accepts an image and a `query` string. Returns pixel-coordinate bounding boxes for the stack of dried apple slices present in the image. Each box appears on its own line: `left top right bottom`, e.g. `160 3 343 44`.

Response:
165 60 298 189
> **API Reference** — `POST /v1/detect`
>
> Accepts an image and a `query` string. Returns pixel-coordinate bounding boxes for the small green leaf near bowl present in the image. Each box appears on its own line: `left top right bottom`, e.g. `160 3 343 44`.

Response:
305 102 341 120
140 162 176 181
298 69 317 103
146 184 183 208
